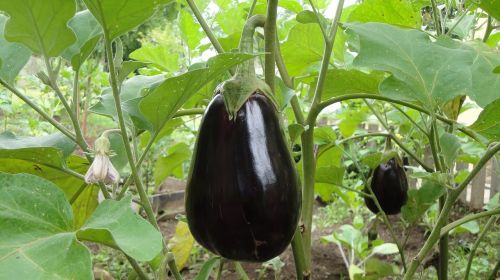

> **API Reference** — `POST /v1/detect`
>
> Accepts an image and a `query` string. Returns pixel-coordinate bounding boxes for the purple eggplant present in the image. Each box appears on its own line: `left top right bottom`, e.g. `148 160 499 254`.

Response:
185 93 301 262
364 157 408 215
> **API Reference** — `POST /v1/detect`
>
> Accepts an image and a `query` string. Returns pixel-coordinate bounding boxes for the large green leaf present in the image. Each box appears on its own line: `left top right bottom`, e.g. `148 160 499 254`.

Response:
82 0 158 40
281 22 341 77
0 173 92 280
469 98 500 142
0 132 97 228
0 173 163 278
346 0 421 28
0 0 76 57
154 142 190 185
140 53 257 132
402 181 445 224
77 196 163 261
346 23 473 109
62 10 102 71
0 15 31 85
479 0 500 20
91 75 165 131
320 69 384 101
179 9 204 50
130 45 179 72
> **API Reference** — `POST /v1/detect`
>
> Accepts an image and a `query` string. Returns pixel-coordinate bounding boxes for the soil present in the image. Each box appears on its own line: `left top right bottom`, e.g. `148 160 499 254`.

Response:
158 201 428 280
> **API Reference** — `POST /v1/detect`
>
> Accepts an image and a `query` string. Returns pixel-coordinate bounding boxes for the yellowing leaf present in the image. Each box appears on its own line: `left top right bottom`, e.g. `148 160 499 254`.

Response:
168 221 194 269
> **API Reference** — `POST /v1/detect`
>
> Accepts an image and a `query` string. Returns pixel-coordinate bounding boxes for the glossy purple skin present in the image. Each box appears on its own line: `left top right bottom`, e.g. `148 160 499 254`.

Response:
185 93 301 262
364 158 408 215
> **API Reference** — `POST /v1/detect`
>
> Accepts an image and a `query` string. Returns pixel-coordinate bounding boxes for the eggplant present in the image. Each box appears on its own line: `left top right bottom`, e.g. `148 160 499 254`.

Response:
364 157 408 215
185 92 301 262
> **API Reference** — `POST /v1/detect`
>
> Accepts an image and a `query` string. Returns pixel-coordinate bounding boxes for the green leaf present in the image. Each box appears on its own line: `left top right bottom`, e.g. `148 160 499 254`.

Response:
167 221 194 270
372 243 399 255
320 70 384 101
215 6 246 35
450 220 479 235
363 258 399 280
288 124 305 144
440 132 461 168
179 9 204 50
62 10 102 71
479 0 500 20
0 15 31 85
436 39 500 108
281 23 325 77
402 181 445 224
0 132 97 228
0 173 92 280
77 196 163 261
118 61 149 84
338 110 367 138
346 0 421 28
154 142 190 185
82 0 158 40
484 193 499 211
194 257 221 280
469 98 500 142
91 75 165 131
140 53 257 132
0 0 76 57
346 22 473 109
314 126 337 145
130 44 179 72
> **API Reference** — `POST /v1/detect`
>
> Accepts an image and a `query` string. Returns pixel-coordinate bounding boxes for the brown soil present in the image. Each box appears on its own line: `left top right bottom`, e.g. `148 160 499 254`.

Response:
159 202 428 280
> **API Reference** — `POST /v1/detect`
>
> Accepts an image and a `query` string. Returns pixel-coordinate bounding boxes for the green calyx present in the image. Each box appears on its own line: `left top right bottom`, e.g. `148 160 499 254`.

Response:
219 14 278 120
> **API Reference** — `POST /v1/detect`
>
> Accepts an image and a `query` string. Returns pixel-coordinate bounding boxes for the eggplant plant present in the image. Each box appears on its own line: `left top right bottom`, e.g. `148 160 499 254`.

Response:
0 0 498 279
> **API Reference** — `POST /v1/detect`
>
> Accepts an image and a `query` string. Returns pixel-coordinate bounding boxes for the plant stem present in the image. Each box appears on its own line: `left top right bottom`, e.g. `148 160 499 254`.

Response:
185 0 224 54
70 183 88 204
431 0 442 35
291 227 308 280
483 16 493 42
316 93 480 141
364 100 433 172
125 254 150 280
104 37 158 228
167 252 183 280
403 142 500 279
0 79 77 142
246 0 257 20
264 0 278 92
440 208 500 237
390 104 428 135
307 0 328 41
300 1 344 271
464 216 497 280
72 69 80 120
234 262 250 280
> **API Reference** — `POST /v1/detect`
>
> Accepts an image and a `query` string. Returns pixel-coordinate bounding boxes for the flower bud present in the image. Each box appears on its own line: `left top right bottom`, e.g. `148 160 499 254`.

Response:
84 135 119 185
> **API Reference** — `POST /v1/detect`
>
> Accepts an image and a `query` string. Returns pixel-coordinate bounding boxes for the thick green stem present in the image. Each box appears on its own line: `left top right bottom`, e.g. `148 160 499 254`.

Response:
104 37 158 228
216 259 224 280
167 252 183 280
264 0 278 92
70 183 88 204
431 0 442 35
487 260 500 280
464 216 497 280
291 227 308 280
300 127 315 269
300 1 344 272
403 143 500 279
72 69 80 118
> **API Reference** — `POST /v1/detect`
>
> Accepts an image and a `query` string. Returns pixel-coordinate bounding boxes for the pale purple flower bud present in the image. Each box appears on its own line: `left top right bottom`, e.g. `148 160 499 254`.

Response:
85 135 120 185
